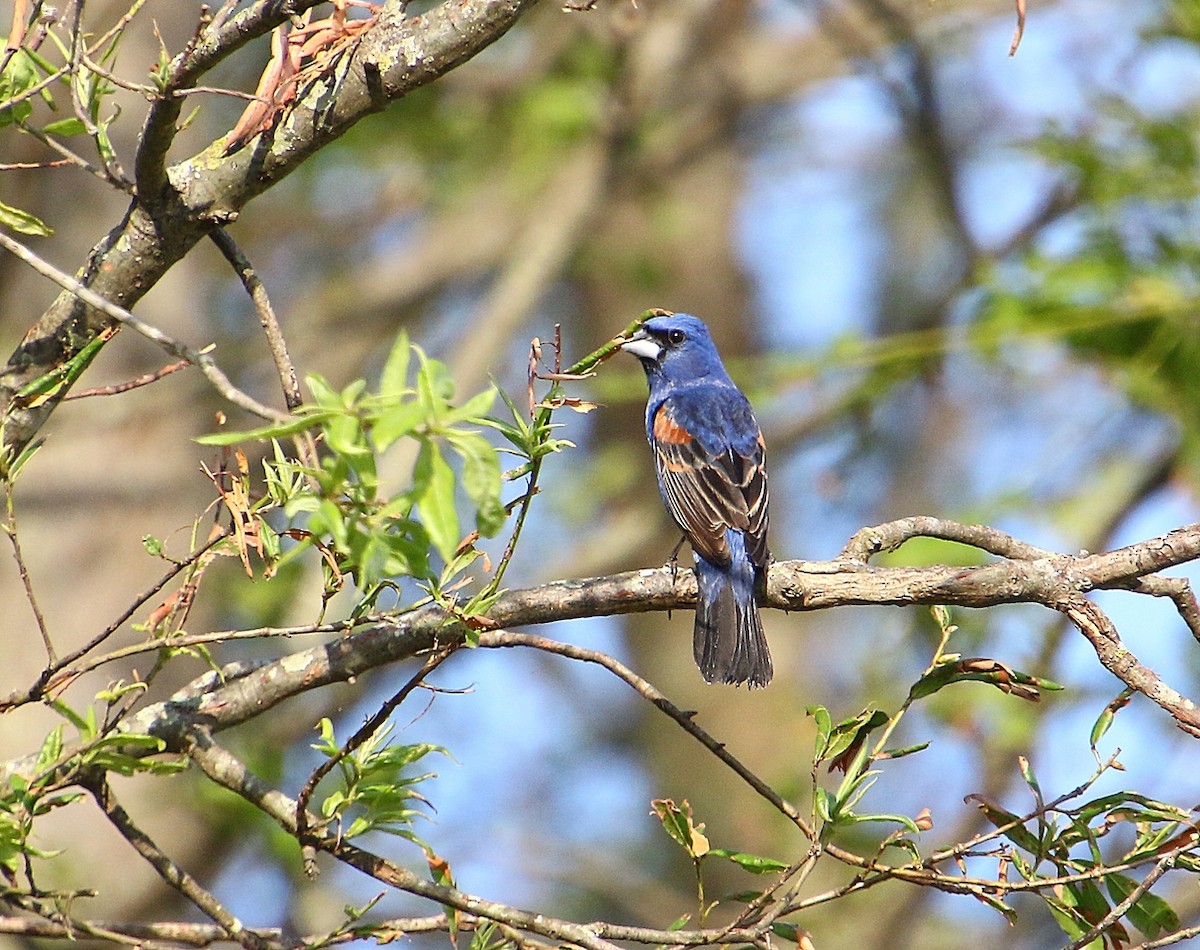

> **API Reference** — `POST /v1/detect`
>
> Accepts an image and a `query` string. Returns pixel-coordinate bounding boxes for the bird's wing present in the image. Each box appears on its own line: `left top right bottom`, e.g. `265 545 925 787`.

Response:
651 392 769 570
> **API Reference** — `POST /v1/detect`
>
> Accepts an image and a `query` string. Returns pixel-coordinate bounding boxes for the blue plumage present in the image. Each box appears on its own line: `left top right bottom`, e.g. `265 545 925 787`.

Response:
621 313 772 687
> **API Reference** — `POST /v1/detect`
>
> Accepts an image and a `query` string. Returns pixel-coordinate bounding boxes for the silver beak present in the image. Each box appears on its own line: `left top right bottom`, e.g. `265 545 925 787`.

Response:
620 330 662 362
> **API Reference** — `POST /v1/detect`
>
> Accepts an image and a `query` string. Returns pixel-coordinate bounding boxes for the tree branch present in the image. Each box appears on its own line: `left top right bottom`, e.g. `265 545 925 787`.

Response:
186 733 774 950
0 0 542 458
4 517 1199 788
82 774 268 950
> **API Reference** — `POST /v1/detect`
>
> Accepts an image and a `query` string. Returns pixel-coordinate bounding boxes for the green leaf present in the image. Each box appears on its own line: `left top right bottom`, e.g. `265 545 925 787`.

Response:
324 410 372 466
886 836 923 862
1017 755 1045 819
1090 688 1134 752
195 410 336 445
379 331 412 398
447 431 504 535
1105 872 1180 937
372 400 426 452
3 437 43 480
413 440 460 563
707 849 789 874
824 708 888 769
0 50 38 128
832 767 879 817
807 705 833 759
878 742 930 760
445 387 497 423
964 794 1042 854
50 699 95 741
813 786 833 823
306 373 342 410
839 812 922 834
650 799 709 859
42 117 87 137
0 199 52 236
1045 895 1103 948
416 351 454 421
908 656 1062 702
973 890 1018 923
34 726 64 773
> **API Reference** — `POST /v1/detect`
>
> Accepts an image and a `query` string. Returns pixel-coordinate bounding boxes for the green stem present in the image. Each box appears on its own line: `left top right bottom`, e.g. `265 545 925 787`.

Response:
484 309 660 594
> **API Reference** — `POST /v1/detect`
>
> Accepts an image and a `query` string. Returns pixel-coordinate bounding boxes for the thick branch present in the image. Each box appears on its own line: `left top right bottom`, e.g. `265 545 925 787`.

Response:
0 517 1196 788
0 0 541 456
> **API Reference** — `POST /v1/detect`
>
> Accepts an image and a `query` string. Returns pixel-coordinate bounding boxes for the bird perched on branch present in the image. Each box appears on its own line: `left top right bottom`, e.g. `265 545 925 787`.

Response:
621 311 773 688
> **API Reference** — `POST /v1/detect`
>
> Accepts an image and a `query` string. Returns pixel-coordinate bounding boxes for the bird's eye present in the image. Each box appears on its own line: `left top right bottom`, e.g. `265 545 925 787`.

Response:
667 328 686 345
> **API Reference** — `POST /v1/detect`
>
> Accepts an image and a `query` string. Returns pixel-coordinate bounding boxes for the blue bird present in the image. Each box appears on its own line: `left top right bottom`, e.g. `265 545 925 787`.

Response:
621 312 773 688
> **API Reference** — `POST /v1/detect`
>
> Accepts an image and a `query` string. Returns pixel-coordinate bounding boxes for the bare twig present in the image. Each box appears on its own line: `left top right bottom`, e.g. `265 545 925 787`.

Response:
840 515 1052 563
0 0 148 118
0 916 284 947
64 359 190 399
12 119 116 186
2 478 53 662
476 630 818 839
1062 596 1200 737
83 774 268 950
0 229 291 424
0 158 73 171
1127 922 1200 950
81 52 269 103
0 529 230 709
1133 574 1200 644
1009 0 1027 56
2 618 353 711
208 228 303 411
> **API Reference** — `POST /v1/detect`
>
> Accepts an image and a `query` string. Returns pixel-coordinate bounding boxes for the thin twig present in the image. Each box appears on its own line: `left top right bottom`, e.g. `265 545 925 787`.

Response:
13 119 116 186
1009 0 1027 56
208 228 303 411
0 917 285 948
476 630 818 842
1133 574 1200 644
83 774 268 950
81 52 268 103
0 0 148 117
67 0 131 188
3 477 54 662
0 229 291 424
1126 922 1200 950
9 619 352 710
1061 853 1176 950
64 359 190 399
0 158 73 171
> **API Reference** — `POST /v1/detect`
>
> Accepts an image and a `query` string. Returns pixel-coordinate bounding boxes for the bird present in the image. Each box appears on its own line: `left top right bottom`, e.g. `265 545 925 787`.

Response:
621 312 773 688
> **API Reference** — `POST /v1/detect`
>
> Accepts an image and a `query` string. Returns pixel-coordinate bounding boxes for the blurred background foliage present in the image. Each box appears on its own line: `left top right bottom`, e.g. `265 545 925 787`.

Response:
2 0 1200 947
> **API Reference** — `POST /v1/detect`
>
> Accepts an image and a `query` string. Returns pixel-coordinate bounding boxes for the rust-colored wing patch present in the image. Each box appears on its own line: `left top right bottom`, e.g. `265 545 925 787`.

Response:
653 405 693 445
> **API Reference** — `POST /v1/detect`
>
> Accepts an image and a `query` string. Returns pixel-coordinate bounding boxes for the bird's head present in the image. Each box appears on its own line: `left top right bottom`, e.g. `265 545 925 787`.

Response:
620 313 731 385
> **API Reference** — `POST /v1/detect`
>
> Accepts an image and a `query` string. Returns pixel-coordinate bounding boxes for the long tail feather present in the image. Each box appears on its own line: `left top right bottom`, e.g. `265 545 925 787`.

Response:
693 559 772 688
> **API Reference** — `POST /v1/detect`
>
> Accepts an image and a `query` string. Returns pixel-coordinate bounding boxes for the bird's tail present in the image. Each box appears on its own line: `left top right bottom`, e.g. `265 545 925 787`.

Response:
693 557 772 688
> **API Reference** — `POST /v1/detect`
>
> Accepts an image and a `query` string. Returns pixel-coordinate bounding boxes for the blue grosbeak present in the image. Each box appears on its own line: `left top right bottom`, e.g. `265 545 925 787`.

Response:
621 312 773 688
